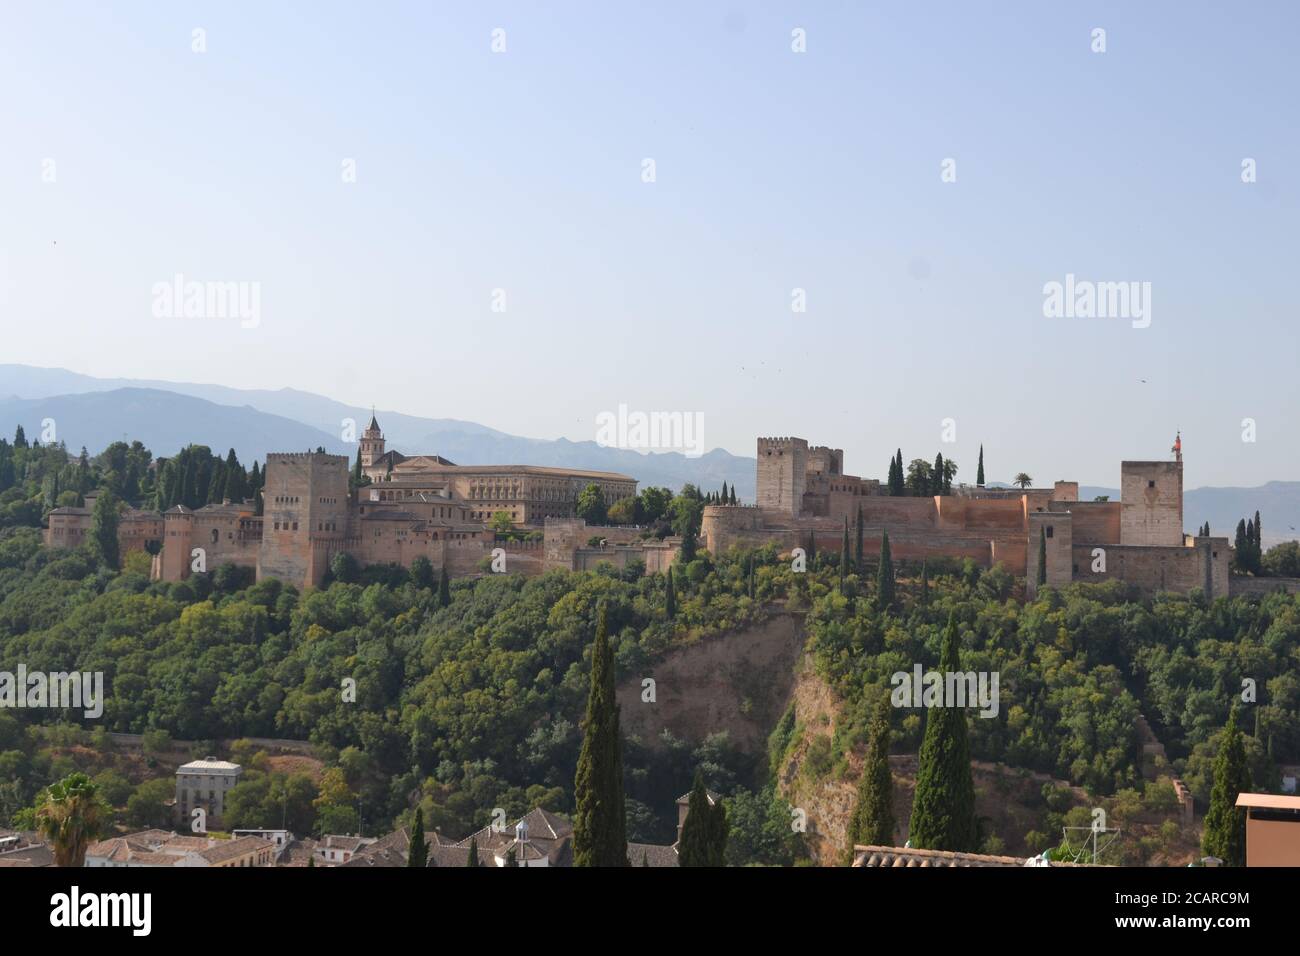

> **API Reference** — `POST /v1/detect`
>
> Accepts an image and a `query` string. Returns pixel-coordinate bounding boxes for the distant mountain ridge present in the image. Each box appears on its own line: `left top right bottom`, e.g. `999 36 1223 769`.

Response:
0 365 757 498
1 364 1296 542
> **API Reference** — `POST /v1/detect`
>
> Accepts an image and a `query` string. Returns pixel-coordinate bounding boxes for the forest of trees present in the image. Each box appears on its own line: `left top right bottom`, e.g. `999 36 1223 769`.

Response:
3 430 1300 865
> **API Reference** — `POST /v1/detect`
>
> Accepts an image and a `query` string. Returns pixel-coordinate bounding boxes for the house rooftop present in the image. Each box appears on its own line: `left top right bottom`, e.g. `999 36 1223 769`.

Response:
1235 793 1300 811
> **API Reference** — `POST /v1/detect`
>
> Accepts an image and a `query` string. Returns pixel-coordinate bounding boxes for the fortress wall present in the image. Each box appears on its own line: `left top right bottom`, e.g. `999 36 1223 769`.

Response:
701 504 765 554
991 538 1028 574
443 536 491 576
118 514 165 558
960 498 1026 531
1069 542 1210 595
1062 501 1122 544
853 497 938 527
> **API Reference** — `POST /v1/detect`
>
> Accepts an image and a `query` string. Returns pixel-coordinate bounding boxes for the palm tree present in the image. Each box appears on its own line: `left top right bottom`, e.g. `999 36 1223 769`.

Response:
1013 473 1033 489
36 772 106 867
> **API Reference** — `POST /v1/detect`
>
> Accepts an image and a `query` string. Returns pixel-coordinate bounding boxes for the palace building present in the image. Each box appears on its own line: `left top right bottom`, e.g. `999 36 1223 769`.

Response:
45 413 639 591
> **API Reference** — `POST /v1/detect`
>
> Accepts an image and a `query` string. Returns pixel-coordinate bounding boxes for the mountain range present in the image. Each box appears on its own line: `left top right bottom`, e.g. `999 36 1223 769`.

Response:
1 364 1295 545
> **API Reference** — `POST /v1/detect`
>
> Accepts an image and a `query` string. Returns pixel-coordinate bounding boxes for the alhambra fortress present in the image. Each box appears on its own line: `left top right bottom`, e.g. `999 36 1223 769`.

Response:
45 416 1231 598
701 434 1229 598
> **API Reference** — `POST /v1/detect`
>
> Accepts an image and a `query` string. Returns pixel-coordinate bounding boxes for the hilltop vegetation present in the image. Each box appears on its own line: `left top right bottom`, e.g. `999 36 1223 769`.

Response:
3 428 1300 862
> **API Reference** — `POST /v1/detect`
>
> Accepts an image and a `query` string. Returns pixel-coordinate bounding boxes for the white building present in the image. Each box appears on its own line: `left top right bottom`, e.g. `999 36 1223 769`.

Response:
175 757 242 830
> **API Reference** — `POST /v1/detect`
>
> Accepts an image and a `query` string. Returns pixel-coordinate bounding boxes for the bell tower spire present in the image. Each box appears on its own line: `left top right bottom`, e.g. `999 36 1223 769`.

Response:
360 408 385 469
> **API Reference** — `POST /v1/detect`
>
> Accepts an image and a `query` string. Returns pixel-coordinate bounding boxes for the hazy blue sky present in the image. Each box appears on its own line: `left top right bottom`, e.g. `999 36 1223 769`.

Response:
1 2 1295 488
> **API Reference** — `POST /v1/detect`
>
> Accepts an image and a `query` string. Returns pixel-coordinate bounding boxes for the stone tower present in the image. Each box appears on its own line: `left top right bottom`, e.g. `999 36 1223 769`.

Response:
756 437 808 517
257 452 351 588
1120 457 1184 547
360 411 385 469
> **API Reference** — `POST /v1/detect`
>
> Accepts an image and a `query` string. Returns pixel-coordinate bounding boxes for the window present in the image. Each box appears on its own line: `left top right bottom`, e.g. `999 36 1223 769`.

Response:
1046 526 1054 538
1148 480 1155 488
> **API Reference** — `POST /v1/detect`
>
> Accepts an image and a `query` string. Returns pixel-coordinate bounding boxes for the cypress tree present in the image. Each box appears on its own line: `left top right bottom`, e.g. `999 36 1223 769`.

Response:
806 531 816 563
920 560 929 606
840 518 850 591
1234 519 1248 569
353 447 363 485
438 567 451 608
876 531 895 610
847 693 896 857
573 603 628 866
207 461 227 503
665 566 677 619
407 808 427 867
976 445 985 487
679 527 697 563
1037 527 1048 587
729 485 737 505
933 453 944 497
720 481 728 504
1202 703 1251 866
854 504 864 572
223 449 240 499
466 835 480 867
678 771 726 866
908 613 978 851
91 491 121 570
13 425 27 449
1254 510 1263 573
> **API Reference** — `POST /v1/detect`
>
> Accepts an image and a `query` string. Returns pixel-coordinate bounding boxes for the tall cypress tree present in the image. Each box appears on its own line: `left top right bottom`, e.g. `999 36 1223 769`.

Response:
932 453 944 497
847 693 896 858
729 485 737 506
665 566 677 619
840 518 850 591
876 531 895 610
407 807 427 867
908 613 978 851
854 504 864 572
573 603 627 866
920 560 929 606
1040 528 1050 587
976 445 985 487
91 491 121 569
438 567 451 608
1202 703 1251 866
466 834 480 867
1253 510 1263 573
678 771 726 866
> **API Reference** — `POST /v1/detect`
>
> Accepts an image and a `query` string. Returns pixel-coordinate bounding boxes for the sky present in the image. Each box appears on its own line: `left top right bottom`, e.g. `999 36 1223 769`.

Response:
1 1 1296 489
